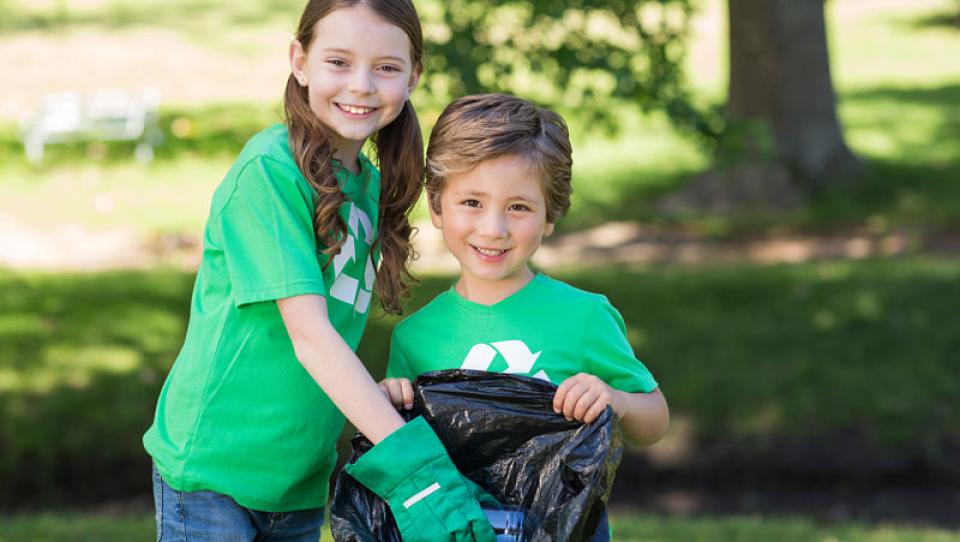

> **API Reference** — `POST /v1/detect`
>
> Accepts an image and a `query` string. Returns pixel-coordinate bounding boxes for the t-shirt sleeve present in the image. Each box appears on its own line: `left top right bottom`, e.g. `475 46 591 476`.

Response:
583 298 658 393
385 326 415 380
217 156 327 307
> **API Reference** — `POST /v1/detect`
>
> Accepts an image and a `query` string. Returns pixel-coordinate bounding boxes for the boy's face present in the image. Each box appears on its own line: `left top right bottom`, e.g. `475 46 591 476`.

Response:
431 154 555 299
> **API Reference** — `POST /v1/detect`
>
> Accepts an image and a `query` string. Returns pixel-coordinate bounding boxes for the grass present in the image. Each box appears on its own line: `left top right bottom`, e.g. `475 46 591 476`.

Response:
1 0 959 527
1 511 958 542
1 258 957 506
1 1 959 238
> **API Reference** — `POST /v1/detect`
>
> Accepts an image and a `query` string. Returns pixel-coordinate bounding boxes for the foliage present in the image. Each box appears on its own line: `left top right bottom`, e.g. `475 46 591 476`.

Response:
415 0 722 141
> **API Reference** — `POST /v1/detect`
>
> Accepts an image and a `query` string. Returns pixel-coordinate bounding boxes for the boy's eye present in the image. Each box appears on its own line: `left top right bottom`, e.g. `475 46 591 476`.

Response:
326 59 348 67
461 199 481 208
509 203 531 212
379 64 402 73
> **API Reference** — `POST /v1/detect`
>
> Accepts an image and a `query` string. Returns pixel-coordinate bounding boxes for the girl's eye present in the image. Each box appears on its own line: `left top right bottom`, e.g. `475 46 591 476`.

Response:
379 64 402 73
461 199 481 208
326 59 347 67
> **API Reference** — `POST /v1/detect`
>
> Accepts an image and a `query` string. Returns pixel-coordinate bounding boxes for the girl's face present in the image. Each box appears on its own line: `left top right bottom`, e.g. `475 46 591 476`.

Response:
430 154 555 303
290 5 419 162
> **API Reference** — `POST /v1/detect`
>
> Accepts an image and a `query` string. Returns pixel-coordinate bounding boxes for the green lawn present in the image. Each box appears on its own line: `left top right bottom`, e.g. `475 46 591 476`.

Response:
1 512 957 542
1 0 958 237
1 258 957 506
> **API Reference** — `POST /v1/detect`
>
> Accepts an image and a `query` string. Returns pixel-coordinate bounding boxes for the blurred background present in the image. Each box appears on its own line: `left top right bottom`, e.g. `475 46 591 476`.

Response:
1 0 959 540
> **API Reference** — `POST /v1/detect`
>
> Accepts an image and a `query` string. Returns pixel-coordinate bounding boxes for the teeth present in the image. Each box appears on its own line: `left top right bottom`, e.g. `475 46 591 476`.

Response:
340 104 374 114
475 247 506 257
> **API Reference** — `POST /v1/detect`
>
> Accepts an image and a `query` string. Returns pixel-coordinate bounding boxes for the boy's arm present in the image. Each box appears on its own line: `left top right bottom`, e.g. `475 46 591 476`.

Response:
554 373 669 445
611 387 669 446
572 298 669 445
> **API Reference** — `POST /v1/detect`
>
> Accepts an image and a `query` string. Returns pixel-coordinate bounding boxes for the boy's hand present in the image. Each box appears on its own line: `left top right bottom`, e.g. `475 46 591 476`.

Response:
378 377 414 410
553 373 622 423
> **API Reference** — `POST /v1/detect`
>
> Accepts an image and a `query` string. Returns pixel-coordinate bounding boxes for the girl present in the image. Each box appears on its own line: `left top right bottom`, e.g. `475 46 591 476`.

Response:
143 2 494 541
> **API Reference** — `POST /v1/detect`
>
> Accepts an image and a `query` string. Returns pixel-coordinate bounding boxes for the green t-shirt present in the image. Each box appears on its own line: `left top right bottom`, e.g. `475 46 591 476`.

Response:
143 124 380 512
387 273 657 393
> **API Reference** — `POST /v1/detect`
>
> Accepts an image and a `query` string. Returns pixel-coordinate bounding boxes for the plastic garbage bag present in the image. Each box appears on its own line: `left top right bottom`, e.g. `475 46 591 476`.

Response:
330 369 623 542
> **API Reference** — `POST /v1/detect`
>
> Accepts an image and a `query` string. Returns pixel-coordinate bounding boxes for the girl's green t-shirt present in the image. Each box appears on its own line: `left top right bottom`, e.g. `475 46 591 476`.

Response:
143 124 380 512
387 273 657 393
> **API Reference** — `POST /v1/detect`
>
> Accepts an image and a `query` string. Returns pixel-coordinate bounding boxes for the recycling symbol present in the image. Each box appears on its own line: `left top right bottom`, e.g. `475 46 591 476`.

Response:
460 340 551 382
328 203 375 314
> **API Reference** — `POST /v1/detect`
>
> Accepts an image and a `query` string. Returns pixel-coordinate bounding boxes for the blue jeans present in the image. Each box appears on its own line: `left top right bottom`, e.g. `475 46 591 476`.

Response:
152 464 324 542
592 510 611 542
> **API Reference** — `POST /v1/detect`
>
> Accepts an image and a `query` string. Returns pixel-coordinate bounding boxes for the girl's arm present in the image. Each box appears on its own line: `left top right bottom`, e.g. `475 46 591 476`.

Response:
277 294 405 444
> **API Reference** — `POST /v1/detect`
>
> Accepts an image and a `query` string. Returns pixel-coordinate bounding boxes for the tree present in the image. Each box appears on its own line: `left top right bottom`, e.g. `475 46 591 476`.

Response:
659 0 861 215
728 0 858 185
422 0 860 215
417 0 709 134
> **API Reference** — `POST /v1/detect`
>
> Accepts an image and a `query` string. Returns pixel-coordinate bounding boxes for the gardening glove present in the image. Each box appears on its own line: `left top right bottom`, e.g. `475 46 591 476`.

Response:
461 474 501 510
345 416 497 542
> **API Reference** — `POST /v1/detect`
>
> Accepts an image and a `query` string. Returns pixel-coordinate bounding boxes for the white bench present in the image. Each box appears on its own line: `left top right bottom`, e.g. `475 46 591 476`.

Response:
21 88 162 164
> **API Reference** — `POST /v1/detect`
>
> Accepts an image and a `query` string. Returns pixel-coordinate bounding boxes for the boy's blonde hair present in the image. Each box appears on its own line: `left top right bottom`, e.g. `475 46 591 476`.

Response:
425 93 572 223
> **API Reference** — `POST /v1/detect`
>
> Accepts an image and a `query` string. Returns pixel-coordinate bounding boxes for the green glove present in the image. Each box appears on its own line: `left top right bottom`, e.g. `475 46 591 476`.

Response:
345 417 497 542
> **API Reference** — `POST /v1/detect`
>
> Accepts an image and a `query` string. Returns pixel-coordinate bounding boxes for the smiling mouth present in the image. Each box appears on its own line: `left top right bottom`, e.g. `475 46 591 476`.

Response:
336 103 378 115
472 245 509 259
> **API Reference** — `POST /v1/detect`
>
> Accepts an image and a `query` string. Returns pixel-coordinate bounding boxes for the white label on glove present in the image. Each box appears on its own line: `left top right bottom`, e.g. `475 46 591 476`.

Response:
403 482 441 509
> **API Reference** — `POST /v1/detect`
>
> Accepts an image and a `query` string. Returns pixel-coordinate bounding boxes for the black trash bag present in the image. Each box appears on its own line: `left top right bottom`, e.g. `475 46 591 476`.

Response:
330 369 624 542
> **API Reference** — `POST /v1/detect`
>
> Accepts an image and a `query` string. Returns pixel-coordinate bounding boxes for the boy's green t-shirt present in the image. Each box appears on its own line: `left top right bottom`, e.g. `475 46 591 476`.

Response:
387 273 658 393
143 124 380 512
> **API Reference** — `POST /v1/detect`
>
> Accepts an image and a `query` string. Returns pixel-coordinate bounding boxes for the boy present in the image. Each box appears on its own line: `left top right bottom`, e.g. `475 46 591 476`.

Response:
380 93 669 540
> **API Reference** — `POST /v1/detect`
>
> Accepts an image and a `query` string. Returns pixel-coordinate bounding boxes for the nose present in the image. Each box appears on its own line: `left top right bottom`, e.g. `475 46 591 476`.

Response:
348 68 376 95
477 210 508 239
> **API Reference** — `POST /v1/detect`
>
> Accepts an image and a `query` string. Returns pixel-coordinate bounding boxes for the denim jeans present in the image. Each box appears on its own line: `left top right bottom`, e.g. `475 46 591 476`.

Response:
152 464 324 542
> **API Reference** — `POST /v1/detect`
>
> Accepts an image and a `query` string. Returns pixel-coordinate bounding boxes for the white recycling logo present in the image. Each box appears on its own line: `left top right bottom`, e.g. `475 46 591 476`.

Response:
329 203 375 314
460 340 551 382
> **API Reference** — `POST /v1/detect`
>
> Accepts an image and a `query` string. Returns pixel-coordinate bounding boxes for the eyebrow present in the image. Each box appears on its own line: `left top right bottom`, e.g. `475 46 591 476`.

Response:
321 47 408 64
451 190 537 203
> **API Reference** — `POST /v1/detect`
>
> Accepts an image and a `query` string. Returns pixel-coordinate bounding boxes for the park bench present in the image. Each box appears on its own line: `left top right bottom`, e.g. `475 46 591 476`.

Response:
21 88 162 164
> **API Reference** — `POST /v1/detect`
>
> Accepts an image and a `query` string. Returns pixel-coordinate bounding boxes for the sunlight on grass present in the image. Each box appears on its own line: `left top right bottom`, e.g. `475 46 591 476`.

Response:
830 0 960 92
1 0 959 238
0 157 229 235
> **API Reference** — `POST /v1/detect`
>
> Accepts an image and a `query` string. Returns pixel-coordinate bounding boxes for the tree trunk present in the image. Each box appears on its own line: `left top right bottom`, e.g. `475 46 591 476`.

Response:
727 0 858 188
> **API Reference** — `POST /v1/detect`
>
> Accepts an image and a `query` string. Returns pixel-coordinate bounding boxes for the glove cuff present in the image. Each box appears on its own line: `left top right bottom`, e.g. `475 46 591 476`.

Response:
345 416 446 498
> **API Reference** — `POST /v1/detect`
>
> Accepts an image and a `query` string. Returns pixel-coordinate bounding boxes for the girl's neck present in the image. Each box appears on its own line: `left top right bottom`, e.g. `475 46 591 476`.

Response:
454 268 535 306
334 140 364 175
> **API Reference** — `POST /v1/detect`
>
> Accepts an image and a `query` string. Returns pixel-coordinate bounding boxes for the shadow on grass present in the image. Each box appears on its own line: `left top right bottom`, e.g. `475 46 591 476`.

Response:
909 10 960 31
1 260 958 510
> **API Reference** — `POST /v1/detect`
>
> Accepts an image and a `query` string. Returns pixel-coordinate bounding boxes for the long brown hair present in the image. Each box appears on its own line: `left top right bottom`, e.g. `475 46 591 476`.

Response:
284 0 423 315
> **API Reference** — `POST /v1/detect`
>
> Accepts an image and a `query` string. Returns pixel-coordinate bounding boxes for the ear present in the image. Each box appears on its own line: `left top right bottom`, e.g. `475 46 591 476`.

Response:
544 222 555 237
289 40 308 86
429 201 443 230
406 63 422 96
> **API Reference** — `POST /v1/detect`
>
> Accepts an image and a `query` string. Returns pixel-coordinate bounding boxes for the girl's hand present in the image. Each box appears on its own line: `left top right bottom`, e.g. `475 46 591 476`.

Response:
378 378 414 411
553 373 622 423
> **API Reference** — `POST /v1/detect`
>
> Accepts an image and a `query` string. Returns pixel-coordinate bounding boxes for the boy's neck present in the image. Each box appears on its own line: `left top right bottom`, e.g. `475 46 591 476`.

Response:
454 268 536 306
